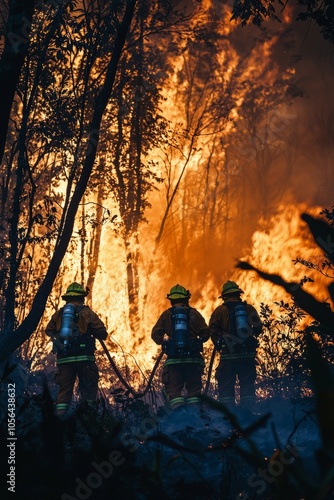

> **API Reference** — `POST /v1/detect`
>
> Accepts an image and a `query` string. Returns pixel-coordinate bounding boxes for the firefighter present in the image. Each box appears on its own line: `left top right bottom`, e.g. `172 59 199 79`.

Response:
151 284 210 410
46 282 107 417
209 280 262 408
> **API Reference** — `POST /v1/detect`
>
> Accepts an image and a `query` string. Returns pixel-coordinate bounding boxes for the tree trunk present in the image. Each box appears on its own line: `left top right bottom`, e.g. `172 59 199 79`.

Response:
125 235 140 334
0 0 137 362
86 183 105 305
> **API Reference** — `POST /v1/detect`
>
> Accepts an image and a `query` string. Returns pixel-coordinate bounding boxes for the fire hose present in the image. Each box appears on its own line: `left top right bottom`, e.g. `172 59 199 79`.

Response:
100 339 216 399
99 339 164 398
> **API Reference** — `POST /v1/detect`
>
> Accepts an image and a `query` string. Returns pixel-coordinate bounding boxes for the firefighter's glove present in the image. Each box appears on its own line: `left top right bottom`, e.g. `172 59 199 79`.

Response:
162 339 169 353
52 338 64 354
216 335 227 353
196 338 204 353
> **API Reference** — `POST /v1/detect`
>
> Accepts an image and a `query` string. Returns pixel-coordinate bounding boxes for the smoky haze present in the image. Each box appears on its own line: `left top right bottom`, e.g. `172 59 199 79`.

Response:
136 7 334 336
57 5 334 358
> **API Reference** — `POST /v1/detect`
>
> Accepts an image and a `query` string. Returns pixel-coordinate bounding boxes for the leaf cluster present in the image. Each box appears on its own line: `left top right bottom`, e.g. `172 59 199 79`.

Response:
231 0 334 44
237 208 334 495
256 300 310 398
230 0 284 26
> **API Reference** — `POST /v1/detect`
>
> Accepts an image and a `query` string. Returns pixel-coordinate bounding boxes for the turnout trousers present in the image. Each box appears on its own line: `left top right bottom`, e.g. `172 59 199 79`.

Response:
216 356 257 406
54 361 99 416
162 361 204 409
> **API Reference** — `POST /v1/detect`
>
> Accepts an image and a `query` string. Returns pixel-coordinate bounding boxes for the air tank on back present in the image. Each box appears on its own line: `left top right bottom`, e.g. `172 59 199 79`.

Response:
234 303 250 338
173 306 189 351
59 303 76 346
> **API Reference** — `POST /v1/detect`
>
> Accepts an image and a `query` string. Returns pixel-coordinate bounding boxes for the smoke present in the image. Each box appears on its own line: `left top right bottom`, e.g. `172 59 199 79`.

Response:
283 19 334 206
139 8 334 329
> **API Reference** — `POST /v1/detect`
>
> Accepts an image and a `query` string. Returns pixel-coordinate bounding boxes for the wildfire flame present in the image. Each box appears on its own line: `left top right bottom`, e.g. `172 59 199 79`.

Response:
5 3 331 390
48 200 330 379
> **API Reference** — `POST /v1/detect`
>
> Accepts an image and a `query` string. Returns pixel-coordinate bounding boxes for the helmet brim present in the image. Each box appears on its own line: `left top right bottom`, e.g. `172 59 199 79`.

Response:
167 295 189 300
62 292 88 300
219 289 244 298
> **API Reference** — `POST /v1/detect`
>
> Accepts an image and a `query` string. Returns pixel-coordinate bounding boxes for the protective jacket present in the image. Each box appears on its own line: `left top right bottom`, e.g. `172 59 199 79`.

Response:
210 297 262 360
151 305 210 366
46 303 107 365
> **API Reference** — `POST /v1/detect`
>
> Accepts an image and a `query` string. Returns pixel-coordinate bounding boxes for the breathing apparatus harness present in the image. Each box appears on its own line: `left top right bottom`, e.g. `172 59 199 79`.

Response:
162 306 203 358
216 301 257 354
58 303 94 355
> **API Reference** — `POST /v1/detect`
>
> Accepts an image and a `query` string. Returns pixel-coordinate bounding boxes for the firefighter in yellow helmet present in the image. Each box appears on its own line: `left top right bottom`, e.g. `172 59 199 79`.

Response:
151 284 210 410
209 281 262 408
45 282 107 417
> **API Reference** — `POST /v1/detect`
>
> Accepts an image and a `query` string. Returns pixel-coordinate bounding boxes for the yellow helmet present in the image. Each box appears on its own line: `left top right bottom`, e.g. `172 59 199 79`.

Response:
166 284 191 300
219 280 244 298
62 282 88 300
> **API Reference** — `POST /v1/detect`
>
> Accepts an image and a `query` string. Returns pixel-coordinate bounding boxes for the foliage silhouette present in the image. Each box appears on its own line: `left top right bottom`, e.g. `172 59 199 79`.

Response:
231 0 334 44
235 210 334 498
0 378 171 500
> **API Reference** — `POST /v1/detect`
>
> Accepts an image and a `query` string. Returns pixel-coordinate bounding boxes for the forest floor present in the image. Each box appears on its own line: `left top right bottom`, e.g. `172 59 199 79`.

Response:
0 359 328 500
132 397 321 499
